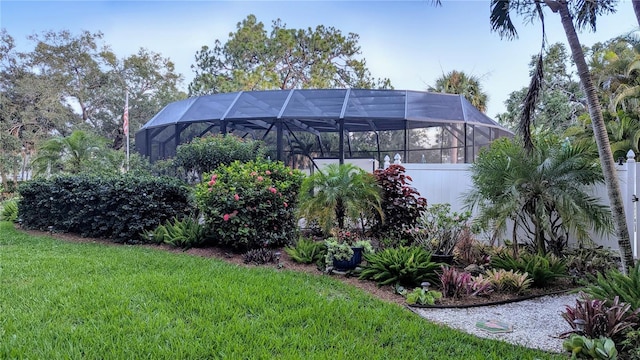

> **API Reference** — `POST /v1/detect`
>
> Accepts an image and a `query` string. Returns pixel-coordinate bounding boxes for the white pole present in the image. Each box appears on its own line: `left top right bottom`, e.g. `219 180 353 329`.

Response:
125 91 130 172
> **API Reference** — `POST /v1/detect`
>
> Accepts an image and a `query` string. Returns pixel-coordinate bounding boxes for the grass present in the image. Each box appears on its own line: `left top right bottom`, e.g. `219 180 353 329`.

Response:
0 222 564 359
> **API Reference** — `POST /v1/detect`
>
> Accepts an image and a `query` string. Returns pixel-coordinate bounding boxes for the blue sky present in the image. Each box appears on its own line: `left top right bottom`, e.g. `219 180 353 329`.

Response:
1 0 638 117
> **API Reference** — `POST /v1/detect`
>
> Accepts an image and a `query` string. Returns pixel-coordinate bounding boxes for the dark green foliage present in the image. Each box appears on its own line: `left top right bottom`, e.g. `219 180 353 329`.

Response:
147 217 208 249
242 248 277 265
371 164 427 240
18 174 192 243
195 159 305 251
285 237 327 264
359 246 440 287
174 134 266 178
1 198 18 222
562 292 639 344
491 251 567 287
565 245 620 278
582 262 640 311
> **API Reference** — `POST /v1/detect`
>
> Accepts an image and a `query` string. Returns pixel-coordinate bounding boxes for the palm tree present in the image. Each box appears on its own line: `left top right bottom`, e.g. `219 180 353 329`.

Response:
465 135 613 256
428 70 489 113
489 0 635 272
297 163 383 234
31 130 107 176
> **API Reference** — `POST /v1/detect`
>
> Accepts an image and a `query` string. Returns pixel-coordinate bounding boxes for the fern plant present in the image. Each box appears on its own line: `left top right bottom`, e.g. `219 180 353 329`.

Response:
144 217 208 249
582 262 640 311
1 198 18 222
284 238 327 264
359 246 439 287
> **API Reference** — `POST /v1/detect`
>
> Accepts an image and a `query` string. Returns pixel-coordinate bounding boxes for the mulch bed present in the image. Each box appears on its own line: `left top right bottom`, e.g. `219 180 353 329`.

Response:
16 226 580 308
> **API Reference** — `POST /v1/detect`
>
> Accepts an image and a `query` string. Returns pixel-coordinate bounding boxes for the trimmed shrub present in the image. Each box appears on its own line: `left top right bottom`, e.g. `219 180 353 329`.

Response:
174 134 266 178
195 159 305 251
18 174 192 243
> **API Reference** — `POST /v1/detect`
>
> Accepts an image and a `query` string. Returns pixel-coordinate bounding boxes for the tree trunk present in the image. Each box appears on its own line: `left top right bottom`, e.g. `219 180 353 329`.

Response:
634 0 640 28
555 2 635 273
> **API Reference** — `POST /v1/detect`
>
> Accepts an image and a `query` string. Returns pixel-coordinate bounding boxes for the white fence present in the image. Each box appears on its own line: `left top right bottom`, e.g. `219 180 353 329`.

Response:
374 153 639 258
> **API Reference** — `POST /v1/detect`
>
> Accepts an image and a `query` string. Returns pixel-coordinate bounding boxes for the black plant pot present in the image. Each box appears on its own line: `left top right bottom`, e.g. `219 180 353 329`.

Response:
431 253 454 265
332 247 364 271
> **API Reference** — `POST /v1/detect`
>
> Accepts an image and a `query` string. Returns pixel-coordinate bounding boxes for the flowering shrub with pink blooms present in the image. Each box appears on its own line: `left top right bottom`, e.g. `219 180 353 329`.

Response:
195 159 305 251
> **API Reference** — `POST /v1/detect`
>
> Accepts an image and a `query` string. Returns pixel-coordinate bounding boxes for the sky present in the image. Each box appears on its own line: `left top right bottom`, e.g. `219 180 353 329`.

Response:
1 0 638 118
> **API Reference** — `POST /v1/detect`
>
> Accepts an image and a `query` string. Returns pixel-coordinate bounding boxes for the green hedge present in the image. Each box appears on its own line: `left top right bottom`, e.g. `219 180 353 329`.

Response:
18 175 193 243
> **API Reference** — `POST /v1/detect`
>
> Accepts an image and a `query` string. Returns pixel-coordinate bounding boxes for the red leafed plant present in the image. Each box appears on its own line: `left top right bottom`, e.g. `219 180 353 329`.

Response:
372 165 427 243
561 292 639 343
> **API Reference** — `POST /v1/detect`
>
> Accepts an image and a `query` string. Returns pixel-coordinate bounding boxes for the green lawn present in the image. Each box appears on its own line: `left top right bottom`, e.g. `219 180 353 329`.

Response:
0 222 564 359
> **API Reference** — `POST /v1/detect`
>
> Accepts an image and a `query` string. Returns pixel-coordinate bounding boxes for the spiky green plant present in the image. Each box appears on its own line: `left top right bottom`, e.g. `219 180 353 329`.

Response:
359 246 439 287
491 251 567 288
582 262 640 311
0 198 18 222
284 237 327 264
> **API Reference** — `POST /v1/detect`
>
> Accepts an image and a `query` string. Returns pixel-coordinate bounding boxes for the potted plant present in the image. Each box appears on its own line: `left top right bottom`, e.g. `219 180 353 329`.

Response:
324 229 374 271
411 203 471 264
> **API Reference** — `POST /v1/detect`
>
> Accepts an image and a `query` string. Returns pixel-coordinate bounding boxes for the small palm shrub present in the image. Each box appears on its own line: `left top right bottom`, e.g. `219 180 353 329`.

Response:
491 251 567 287
562 292 639 344
195 159 305 251
144 217 208 249
1 198 18 222
481 269 532 295
359 246 439 287
581 262 640 311
285 237 326 264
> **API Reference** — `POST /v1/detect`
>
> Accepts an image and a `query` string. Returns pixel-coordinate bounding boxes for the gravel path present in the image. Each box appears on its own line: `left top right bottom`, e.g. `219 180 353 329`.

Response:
411 293 579 354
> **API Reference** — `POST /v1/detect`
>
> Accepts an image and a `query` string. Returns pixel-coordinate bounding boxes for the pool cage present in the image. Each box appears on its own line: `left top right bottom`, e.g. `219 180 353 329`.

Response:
135 89 512 169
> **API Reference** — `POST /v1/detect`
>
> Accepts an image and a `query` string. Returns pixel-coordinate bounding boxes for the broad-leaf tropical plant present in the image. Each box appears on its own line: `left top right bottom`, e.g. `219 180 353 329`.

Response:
488 0 635 272
297 163 383 234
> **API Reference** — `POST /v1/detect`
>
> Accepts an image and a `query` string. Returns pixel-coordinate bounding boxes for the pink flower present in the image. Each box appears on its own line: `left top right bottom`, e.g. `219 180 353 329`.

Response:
257 176 264 182
231 210 238 216
250 171 257 176
208 174 217 186
265 170 271 175
269 187 277 194
223 214 230 221
283 202 288 208
234 194 240 201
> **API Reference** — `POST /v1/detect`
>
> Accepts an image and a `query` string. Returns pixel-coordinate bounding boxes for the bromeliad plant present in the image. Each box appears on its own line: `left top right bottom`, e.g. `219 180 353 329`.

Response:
285 237 327 264
195 159 305 251
562 292 639 344
359 246 440 287
490 251 567 288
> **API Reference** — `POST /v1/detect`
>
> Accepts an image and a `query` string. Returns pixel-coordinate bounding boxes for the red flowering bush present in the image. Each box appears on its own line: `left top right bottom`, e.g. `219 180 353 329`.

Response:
195 159 305 251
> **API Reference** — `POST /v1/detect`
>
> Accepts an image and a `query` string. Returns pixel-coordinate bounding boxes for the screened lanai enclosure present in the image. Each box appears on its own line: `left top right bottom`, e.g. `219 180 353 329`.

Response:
135 89 512 168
